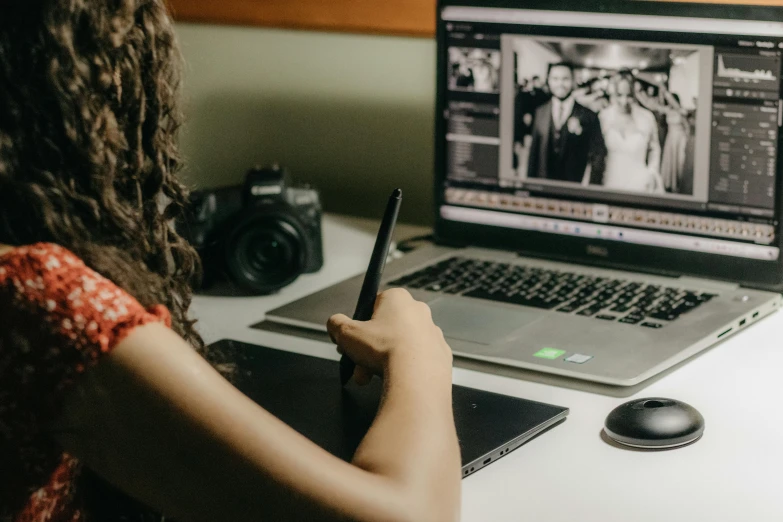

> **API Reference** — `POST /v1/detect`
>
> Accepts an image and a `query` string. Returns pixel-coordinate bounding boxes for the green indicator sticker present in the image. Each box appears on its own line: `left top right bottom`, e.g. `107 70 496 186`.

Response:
534 348 566 360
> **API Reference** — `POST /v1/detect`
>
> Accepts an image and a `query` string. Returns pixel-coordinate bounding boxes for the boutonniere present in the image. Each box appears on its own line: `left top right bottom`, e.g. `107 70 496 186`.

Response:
567 117 583 136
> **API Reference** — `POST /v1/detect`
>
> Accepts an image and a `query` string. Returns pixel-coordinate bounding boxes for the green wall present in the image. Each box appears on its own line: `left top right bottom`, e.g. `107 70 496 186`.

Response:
176 24 437 225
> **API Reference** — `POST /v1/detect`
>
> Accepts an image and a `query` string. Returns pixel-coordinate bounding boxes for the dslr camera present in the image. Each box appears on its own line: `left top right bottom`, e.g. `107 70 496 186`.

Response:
180 165 324 295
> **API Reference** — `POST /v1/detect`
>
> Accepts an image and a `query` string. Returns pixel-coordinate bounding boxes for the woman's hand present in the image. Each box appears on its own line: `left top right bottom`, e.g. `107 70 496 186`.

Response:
646 169 666 194
327 288 453 385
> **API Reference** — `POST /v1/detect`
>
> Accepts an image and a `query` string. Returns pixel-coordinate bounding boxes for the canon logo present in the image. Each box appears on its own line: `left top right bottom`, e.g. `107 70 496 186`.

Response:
586 245 609 258
251 185 283 196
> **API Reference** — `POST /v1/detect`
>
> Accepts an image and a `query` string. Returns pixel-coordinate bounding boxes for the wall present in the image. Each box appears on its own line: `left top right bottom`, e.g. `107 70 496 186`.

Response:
176 24 437 225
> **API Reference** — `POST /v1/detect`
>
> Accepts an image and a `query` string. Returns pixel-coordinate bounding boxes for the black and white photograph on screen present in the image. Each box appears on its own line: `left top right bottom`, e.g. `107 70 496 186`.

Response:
448 47 501 93
511 38 700 197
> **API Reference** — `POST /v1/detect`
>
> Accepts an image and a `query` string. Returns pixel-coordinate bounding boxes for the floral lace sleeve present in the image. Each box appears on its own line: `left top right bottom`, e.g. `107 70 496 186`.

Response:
0 243 171 522
0 243 171 395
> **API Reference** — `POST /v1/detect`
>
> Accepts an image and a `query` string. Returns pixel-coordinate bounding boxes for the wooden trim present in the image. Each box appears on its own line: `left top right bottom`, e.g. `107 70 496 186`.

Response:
651 0 781 3
167 0 780 38
167 0 437 37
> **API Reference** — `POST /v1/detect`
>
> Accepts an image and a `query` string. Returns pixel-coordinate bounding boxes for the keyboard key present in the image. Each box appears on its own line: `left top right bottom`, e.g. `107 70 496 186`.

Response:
510 296 561 310
596 315 617 321
620 314 644 325
648 311 678 322
444 282 472 294
407 278 436 289
641 322 664 329
463 289 559 310
577 307 602 317
462 289 498 301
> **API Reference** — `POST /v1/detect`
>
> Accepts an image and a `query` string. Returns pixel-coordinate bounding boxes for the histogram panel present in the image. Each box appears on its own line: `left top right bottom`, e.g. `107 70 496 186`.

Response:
714 52 781 91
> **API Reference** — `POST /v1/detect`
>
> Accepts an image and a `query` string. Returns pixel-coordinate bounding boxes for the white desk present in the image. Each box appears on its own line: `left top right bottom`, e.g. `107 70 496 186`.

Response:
191 215 783 522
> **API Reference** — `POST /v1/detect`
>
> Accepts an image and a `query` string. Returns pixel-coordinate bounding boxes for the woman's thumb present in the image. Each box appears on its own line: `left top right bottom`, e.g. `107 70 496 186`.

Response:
327 314 365 348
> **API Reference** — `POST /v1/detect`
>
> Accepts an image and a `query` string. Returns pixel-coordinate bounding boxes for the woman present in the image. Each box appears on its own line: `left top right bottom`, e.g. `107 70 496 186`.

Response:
599 73 664 194
0 2 461 522
659 90 692 194
469 51 499 93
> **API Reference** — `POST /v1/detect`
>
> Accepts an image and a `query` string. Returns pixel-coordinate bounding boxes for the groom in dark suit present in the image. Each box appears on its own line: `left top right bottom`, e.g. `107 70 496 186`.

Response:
527 62 606 185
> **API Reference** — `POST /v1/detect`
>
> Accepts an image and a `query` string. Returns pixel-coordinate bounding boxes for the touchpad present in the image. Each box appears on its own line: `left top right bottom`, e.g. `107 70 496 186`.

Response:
430 298 540 345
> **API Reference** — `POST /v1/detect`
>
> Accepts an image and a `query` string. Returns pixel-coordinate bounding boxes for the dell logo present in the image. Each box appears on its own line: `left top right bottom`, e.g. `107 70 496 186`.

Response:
587 245 609 257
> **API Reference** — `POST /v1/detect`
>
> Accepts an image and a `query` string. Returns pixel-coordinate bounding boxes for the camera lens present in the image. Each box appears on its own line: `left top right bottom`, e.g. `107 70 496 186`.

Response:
225 213 306 294
249 235 291 272
250 237 284 270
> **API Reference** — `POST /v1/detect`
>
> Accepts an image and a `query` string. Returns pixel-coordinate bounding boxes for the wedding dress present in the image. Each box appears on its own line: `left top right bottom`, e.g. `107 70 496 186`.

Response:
599 106 662 194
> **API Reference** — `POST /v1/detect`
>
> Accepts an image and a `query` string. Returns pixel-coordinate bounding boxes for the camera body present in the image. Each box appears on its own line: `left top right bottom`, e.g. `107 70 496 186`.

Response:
181 166 324 294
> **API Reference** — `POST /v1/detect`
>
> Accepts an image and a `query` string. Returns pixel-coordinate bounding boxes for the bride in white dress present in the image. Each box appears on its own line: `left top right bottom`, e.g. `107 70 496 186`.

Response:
599 73 663 193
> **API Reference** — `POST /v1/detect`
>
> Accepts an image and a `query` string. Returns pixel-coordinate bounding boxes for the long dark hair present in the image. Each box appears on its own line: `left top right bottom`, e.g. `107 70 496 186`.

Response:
0 1 212 520
0 0 201 349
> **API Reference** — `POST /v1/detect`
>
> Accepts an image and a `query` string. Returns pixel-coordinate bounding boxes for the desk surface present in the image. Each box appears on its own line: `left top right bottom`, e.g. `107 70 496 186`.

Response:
191 214 783 522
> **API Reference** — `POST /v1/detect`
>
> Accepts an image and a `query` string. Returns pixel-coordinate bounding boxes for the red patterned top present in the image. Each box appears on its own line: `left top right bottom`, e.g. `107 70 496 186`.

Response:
0 244 171 522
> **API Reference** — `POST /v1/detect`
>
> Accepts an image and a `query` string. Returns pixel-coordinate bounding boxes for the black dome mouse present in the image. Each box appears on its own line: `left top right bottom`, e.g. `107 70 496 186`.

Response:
604 398 704 449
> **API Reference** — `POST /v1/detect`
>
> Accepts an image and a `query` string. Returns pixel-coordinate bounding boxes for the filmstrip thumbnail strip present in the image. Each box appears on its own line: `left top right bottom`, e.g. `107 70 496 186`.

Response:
445 188 775 244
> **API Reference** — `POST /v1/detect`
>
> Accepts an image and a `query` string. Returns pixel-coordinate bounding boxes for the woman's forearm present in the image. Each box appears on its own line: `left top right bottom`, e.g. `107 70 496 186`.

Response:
352 355 461 522
55 324 460 522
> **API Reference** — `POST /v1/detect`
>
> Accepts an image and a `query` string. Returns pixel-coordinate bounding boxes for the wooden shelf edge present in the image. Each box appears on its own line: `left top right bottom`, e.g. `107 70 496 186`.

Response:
174 16 436 38
167 1 437 38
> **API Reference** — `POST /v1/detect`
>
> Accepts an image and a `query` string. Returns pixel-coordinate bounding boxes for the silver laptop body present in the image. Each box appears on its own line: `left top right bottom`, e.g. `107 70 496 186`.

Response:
267 0 783 387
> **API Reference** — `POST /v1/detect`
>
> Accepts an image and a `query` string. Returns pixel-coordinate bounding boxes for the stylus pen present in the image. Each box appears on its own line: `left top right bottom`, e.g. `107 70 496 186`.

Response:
340 188 403 386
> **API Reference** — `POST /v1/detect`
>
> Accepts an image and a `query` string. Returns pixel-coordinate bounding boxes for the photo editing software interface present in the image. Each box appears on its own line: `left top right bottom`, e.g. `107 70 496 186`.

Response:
441 7 783 261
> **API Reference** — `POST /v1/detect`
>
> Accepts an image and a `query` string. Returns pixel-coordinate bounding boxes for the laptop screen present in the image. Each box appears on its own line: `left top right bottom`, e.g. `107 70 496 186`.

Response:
438 4 783 263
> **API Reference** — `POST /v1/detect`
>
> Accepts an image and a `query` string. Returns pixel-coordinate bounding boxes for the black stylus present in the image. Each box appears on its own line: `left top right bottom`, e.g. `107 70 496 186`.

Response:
340 188 403 386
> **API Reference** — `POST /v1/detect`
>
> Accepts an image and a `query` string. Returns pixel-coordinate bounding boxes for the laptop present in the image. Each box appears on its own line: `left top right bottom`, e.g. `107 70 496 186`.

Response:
211 340 569 477
267 0 783 387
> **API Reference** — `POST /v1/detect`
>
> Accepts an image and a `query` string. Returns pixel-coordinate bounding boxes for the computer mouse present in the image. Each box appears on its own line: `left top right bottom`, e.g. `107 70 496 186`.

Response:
604 398 704 449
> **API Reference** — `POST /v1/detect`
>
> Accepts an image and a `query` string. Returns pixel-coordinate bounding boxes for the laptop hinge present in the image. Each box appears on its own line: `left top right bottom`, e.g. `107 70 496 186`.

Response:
515 250 681 279
677 276 739 292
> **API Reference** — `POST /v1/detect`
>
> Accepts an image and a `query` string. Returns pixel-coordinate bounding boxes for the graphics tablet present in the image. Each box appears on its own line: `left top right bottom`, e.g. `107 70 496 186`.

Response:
211 340 569 477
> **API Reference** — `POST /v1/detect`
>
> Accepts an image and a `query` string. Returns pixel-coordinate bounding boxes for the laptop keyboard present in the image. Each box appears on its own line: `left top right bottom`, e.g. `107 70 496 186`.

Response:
387 257 717 328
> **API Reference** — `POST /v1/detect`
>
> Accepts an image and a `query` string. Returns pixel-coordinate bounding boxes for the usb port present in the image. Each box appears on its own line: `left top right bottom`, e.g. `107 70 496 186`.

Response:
483 458 492 465
753 311 760 319
739 319 747 327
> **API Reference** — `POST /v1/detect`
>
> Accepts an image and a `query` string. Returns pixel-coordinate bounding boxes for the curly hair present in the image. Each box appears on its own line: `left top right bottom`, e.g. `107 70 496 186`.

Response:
0 2 202 341
0 1 218 520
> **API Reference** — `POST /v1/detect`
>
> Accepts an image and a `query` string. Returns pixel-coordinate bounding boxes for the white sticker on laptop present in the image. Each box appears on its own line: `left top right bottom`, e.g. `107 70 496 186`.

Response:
565 354 594 364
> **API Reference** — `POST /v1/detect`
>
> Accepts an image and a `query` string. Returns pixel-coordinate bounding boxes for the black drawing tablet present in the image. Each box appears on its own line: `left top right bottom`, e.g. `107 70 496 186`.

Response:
211 340 569 477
